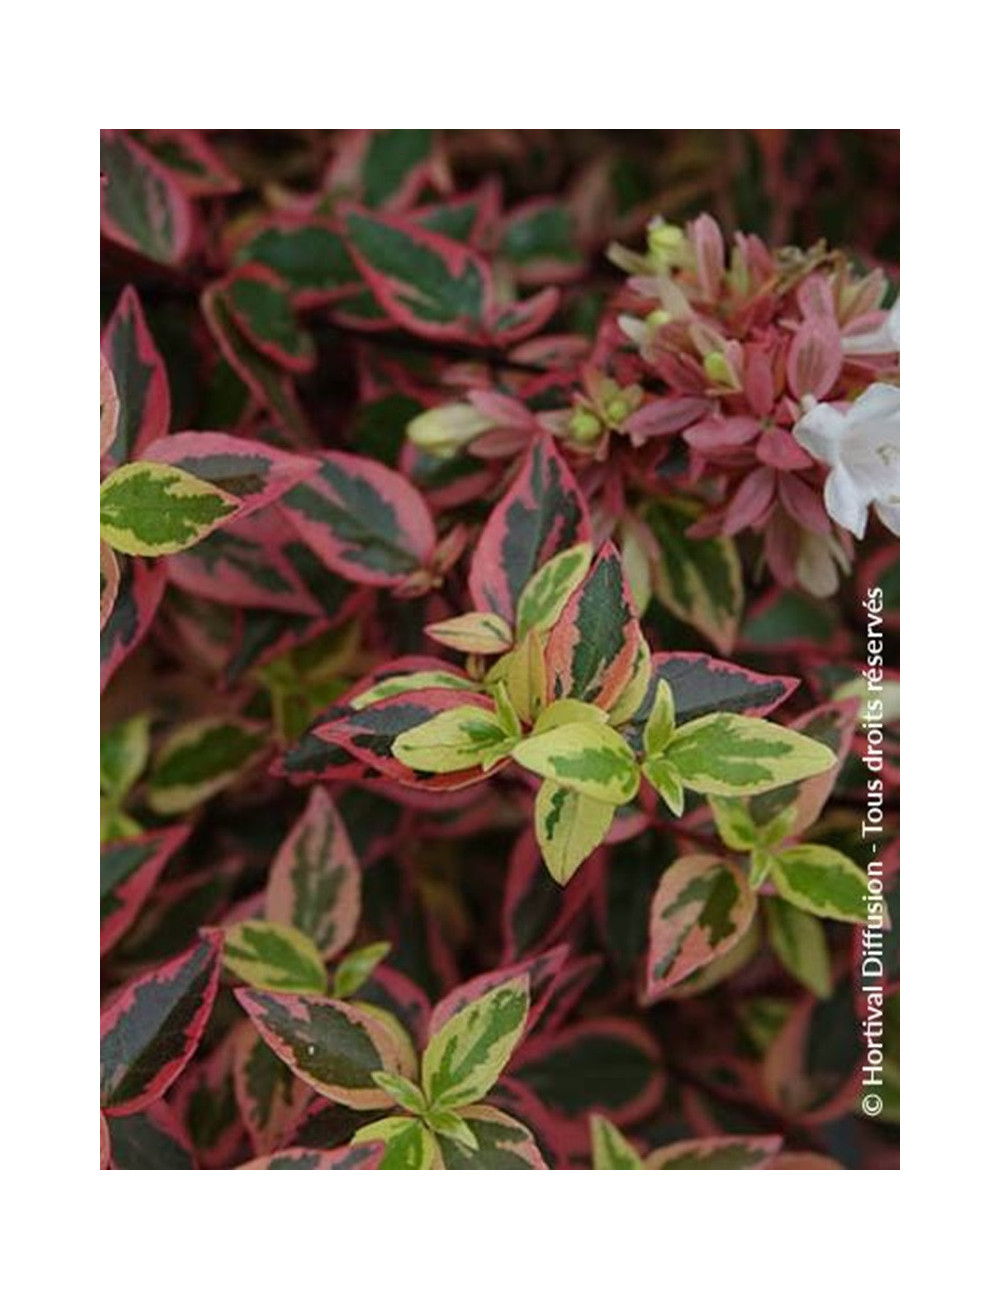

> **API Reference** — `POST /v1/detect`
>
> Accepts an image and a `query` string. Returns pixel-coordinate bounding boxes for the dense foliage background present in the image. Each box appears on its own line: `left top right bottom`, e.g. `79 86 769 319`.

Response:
100 129 899 1171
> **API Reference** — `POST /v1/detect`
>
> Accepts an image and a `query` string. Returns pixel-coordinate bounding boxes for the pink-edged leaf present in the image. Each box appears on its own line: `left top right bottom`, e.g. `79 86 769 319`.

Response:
502 830 598 961
280 450 436 587
100 130 193 266
488 288 561 346
428 945 569 1042
171 1028 245 1169
747 697 860 837
512 1018 665 1155
100 825 190 955
545 542 641 709
236 988 410 1109
647 1134 782 1170
356 965 432 1050
220 264 316 373
163 508 325 615
265 787 361 960
316 688 497 792
645 855 757 999
100 541 120 630
143 431 319 523
634 652 798 729
232 1020 309 1156
498 199 583 284
343 206 494 342
469 435 590 624
135 129 240 196
232 214 358 307
762 978 863 1122
101 286 170 467
436 1104 548 1170
100 556 167 692
100 932 224 1116
239 1142 383 1170
104 1099 198 1169
327 129 440 212
201 280 310 442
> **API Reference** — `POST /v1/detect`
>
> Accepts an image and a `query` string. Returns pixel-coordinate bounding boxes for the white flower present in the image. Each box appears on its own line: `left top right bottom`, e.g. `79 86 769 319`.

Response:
793 382 899 539
843 298 900 355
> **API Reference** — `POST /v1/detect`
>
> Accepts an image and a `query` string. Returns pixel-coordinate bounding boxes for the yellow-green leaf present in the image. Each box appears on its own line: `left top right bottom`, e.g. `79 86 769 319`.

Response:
224 921 327 995
100 460 238 557
147 716 268 814
100 714 151 802
642 679 676 755
516 542 593 637
422 975 530 1110
770 844 869 923
513 721 639 806
352 1116 442 1170
590 1114 644 1169
391 705 511 773
664 713 836 796
534 779 615 884
424 611 513 655
642 755 685 816
332 941 391 999
763 896 833 997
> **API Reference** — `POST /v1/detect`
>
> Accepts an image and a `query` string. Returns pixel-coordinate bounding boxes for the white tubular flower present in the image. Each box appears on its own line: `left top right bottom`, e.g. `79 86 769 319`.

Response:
843 298 900 355
793 382 900 540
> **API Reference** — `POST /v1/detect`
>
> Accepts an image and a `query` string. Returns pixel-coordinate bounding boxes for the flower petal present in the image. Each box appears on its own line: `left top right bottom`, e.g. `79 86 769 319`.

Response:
823 466 869 539
793 402 846 466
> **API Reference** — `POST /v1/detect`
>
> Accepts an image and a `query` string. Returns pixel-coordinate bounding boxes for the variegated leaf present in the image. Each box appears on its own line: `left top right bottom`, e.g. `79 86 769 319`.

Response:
645 1135 781 1170
147 717 268 814
232 1021 309 1156
646 855 757 998
100 540 120 630
281 450 435 587
233 214 357 306
221 264 316 372
392 705 513 774
436 1105 547 1169
100 932 223 1115
100 130 193 266
352 1117 442 1169
469 436 589 625
100 461 239 557
265 787 361 961
101 557 166 691
516 542 593 638
236 988 410 1110
100 714 151 801
763 896 833 997
634 653 798 728
201 280 309 439
105 1101 198 1169
101 287 171 467
534 779 615 885
424 611 513 655
240 1143 383 1170
770 845 869 923
513 721 639 806
645 500 744 654
590 1114 644 1169
143 432 319 524
545 543 642 711
422 975 530 1110
663 714 835 796
101 825 189 955
224 921 328 995
343 207 492 342
332 942 392 1000
350 668 475 708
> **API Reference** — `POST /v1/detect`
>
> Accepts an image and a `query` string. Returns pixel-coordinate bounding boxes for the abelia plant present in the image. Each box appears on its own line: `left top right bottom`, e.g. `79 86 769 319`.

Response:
100 129 899 1170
